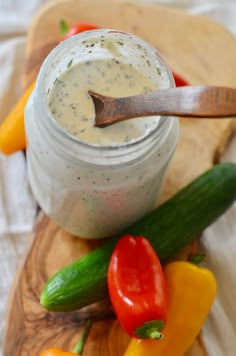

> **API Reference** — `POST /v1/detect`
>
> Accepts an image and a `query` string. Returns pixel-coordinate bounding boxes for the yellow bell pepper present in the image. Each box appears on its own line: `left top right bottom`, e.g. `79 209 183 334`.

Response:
0 81 35 155
124 261 217 356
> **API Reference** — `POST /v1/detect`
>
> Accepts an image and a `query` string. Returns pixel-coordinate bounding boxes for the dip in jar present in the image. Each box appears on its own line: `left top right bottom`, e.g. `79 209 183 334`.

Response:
25 30 179 238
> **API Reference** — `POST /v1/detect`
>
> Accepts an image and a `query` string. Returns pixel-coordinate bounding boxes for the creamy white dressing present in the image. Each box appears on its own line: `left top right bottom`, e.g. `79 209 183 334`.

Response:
48 39 160 145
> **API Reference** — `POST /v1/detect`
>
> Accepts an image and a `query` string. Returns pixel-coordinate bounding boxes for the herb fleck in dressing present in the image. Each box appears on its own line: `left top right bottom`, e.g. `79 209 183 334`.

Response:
48 39 160 145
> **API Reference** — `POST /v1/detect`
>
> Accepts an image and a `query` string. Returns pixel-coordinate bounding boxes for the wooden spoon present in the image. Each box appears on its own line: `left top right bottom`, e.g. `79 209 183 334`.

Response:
89 86 236 128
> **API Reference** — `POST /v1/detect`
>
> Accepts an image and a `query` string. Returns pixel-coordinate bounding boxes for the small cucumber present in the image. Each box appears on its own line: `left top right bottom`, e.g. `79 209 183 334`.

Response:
41 163 236 311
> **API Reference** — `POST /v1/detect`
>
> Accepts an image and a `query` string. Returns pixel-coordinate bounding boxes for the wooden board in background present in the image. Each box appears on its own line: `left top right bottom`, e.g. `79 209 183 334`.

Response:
3 0 236 355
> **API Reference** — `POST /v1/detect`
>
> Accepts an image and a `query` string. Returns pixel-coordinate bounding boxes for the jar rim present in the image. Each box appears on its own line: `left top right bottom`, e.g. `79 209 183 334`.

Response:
34 29 176 158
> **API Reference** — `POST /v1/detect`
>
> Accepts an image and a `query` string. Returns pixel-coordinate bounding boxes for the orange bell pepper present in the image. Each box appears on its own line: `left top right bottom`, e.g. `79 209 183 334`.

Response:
124 261 217 356
0 81 35 155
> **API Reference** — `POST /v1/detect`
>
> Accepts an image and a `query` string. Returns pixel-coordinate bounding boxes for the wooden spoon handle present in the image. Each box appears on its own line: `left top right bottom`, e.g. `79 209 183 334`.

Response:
91 86 236 127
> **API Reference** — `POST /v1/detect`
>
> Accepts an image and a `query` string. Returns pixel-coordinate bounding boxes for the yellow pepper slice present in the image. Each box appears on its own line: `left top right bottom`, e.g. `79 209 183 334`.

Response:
0 81 35 155
124 261 217 356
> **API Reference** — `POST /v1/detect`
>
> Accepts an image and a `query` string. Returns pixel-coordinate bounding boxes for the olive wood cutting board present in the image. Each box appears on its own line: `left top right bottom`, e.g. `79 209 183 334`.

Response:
3 0 236 355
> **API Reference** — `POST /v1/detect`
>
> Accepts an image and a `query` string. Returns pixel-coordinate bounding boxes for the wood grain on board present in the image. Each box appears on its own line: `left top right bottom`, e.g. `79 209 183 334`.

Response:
3 0 236 355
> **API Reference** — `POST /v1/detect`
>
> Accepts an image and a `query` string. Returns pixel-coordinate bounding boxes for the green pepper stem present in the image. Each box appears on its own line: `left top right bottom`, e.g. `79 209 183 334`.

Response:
189 253 206 265
73 320 92 354
134 320 164 340
60 19 70 36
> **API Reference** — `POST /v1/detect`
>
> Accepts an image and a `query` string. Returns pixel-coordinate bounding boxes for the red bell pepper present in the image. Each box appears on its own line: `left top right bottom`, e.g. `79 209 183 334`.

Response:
60 19 99 41
108 235 168 339
172 71 189 87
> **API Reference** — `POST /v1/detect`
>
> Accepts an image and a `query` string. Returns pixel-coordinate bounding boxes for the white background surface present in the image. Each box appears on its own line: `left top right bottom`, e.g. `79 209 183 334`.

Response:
0 1 236 355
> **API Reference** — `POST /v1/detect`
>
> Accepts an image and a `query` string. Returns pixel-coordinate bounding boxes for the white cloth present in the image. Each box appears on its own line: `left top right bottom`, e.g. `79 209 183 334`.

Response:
0 1 236 355
0 0 49 352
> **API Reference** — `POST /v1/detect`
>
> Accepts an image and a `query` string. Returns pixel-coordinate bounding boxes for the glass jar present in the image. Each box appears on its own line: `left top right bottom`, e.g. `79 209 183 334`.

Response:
25 29 179 239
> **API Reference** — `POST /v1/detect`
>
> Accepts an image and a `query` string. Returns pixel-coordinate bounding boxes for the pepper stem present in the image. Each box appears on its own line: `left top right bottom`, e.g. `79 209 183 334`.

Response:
134 320 164 340
60 19 70 36
189 253 206 265
73 320 92 354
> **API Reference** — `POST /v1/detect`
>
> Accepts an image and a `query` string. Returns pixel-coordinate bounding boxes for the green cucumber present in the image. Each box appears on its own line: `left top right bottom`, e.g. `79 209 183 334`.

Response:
41 163 236 311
